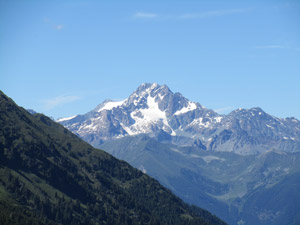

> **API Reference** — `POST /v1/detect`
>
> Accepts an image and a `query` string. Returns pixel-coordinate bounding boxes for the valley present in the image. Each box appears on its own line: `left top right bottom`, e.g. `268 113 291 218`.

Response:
58 83 300 225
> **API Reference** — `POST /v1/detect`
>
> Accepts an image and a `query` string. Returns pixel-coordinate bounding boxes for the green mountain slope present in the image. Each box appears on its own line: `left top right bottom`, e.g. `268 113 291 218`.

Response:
0 91 226 225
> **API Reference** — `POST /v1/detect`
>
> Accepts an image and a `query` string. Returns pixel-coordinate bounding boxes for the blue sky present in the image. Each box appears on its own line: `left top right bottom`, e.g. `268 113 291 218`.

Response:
1 0 299 119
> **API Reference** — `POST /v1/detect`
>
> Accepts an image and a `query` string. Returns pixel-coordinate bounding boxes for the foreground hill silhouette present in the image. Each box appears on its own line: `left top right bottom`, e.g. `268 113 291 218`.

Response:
0 90 226 225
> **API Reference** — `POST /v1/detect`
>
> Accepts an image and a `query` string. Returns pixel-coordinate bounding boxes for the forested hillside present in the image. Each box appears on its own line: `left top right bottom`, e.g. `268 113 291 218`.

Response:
0 90 226 225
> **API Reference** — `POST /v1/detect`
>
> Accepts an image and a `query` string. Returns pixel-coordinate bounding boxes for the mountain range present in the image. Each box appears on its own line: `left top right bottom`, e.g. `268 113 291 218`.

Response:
99 135 300 225
58 83 300 225
58 83 300 155
0 90 226 225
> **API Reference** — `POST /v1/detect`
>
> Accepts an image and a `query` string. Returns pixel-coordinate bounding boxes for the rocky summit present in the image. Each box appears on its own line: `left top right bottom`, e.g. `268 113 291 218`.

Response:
56 83 300 225
58 83 300 154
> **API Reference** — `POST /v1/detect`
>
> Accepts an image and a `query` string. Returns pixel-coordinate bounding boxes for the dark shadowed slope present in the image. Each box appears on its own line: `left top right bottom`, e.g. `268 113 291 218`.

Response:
0 90 226 225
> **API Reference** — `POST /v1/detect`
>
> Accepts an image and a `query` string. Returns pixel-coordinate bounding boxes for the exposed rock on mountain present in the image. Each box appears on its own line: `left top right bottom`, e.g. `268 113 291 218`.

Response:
58 83 300 154
55 83 300 224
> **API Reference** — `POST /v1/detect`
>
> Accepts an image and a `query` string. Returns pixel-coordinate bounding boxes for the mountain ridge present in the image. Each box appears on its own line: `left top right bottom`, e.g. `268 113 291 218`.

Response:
55 83 300 224
0 90 226 225
58 83 300 154
99 134 300 225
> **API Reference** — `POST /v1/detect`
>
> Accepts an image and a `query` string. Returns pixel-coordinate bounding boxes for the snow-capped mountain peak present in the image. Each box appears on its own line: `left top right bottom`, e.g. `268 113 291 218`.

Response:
58 83 212 142
58 83 300 154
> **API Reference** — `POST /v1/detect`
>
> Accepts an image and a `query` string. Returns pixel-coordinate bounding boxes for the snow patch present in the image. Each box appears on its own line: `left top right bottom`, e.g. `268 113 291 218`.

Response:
57 115 77 122
214 116 223 123
120 123 134 135
158 93 164 100
98 100 125 112
151 83 158 89
170 148 181 153
139 165 147 174
283 137 295 140
127 95 173 135
190 154 201 158
190 117 211 128
174 102 197 115
201 156 225 163
141 95 166 121
78 119 99 132
170 129 177 136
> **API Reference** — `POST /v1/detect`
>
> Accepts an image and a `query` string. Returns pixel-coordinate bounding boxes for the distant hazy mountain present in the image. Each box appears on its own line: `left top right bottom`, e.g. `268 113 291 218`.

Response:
0 90 226 225
58 83 300 154
99 135 300 225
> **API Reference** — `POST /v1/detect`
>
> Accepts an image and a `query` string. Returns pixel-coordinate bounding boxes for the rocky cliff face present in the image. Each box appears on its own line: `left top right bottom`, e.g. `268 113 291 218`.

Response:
58 83 300 154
